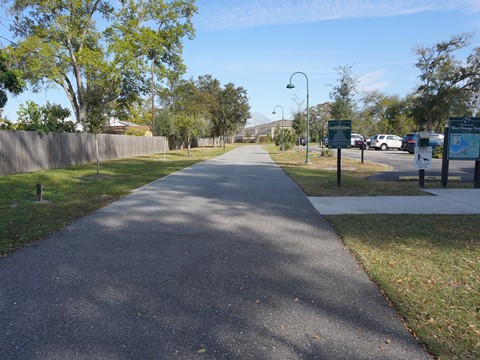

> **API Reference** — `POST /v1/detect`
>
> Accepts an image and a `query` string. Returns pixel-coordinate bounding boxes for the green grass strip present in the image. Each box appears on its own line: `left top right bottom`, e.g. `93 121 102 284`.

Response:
264 145 480 360
0 147 230 256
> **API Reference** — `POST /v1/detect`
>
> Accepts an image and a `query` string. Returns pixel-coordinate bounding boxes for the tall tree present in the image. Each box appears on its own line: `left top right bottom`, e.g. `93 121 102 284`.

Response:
329 64 359 120
211 83 251 149
362 91 415 135
309 102 332 143
195 74 221 142
157 76 213 148
171 114 200 156
169 78 209 153
291 109 306 137
7 0 197 128
413 33 480 131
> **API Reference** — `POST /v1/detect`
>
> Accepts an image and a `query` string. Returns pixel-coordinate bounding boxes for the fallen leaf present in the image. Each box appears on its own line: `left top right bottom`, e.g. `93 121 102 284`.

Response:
197 348 206 354
385 338 392 344
312 335 321 340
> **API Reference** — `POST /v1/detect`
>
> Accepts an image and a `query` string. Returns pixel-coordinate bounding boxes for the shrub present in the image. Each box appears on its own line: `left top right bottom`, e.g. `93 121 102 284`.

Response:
125 127 148 136
320 148 334 157
433 146 443 159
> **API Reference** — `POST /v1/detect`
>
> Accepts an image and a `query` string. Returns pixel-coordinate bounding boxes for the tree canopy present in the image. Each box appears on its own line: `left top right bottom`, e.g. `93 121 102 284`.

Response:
412 33 480 131
15 100 74 133
6 0 197 131
211 83 251 148
157 75 250 149
329 64 359 120
0 49 24 111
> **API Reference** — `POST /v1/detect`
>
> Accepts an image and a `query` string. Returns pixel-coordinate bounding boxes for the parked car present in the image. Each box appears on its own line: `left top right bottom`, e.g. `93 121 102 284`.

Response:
350 133 364 147
354 135 371 149
429 133 444 151
401 132 444 154
370 134 403 150
401 133 417 153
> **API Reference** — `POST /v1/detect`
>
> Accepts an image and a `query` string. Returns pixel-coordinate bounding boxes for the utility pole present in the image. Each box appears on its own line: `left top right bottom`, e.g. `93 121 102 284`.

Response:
151 61 155 135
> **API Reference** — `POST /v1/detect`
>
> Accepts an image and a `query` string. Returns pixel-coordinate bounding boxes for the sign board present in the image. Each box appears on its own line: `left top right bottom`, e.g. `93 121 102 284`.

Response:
418 131 430 147
448 117 480 160
328 120 352 149
414 146 432 169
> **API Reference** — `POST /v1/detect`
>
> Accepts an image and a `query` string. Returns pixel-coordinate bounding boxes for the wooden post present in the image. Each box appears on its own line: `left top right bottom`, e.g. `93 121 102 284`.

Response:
36 184 43 202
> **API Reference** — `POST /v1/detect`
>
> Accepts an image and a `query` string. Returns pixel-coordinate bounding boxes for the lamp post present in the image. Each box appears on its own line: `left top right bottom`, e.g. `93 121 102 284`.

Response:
272 105 285 150
287 72 310 164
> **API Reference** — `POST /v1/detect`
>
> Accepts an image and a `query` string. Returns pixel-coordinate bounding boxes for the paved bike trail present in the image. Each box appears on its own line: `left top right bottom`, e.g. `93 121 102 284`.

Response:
0 146 431 359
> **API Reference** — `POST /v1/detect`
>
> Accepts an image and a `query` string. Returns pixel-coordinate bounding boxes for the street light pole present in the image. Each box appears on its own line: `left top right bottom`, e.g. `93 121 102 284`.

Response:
272 105 285 150
287 72 310 164
151 60 155 135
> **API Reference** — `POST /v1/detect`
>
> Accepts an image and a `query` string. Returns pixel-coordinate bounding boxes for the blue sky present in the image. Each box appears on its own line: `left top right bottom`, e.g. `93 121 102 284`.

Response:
2 0 480 126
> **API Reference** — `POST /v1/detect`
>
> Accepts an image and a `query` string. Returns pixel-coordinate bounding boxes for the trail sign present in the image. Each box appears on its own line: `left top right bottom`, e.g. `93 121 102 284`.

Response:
328 120 351 149
414 146 432 169
448 117 480 160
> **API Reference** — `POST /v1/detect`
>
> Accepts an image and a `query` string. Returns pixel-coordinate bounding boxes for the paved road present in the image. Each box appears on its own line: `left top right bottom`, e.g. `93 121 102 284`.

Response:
0 146 431 360
318 147 476 181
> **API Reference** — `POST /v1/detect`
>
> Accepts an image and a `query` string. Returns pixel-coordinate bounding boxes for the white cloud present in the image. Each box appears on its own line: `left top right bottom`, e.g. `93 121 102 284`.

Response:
197 0 479 30
359 69 389 92
464 0 480 12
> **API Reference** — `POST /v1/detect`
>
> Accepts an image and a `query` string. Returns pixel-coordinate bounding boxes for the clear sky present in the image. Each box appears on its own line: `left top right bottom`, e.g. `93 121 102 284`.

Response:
2 0 480 126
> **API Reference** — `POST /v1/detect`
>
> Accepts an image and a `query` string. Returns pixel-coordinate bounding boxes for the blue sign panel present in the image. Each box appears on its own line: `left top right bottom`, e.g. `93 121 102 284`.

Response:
448 117 480 160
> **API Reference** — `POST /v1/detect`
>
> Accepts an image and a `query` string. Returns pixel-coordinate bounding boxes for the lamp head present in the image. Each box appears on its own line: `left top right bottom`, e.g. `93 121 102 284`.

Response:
272 111 276 115
286 83 295 89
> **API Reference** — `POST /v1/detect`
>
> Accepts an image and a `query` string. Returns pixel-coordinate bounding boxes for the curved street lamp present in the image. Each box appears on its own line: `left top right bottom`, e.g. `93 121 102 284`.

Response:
272 105 285 150
287 72 310 164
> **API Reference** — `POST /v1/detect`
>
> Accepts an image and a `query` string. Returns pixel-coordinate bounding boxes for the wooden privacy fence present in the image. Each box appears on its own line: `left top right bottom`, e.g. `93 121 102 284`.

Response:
0 131 168 176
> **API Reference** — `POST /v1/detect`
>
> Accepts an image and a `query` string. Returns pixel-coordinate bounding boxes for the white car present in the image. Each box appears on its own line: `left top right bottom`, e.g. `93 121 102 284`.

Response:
371 134 402 151
350 133 364 147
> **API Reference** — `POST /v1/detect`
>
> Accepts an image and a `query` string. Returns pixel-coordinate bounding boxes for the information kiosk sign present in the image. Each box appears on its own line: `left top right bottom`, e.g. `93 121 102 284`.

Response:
448 117 480 160
328 120 352 149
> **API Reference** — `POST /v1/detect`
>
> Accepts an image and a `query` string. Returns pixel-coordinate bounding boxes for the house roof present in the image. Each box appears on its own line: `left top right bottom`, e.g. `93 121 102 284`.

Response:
244 119 293 132
107 118 141 127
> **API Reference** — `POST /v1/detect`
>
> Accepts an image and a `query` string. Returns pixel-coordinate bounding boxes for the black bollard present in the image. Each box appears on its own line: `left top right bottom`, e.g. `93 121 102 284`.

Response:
419 170 425 189
36 183 43 202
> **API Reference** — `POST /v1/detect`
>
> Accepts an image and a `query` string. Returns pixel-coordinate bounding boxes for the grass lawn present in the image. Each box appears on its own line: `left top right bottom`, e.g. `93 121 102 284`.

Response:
265 145 480 360
1 143 478 359
0 146 231 256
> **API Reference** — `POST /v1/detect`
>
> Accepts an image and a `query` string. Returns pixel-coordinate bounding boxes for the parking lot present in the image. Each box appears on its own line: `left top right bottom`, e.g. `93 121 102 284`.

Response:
312 146 476 182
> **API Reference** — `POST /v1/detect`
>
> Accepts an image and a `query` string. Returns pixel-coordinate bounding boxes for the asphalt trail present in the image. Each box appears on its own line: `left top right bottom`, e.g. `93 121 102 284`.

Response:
0 145 431 359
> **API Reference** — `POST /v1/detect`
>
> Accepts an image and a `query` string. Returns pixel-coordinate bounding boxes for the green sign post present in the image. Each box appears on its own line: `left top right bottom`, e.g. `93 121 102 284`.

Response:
328 120 352 187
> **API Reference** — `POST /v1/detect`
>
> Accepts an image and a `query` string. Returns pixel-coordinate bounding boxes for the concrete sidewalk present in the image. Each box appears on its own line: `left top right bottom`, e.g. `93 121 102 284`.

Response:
0 146 432 360
309 189 480 215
